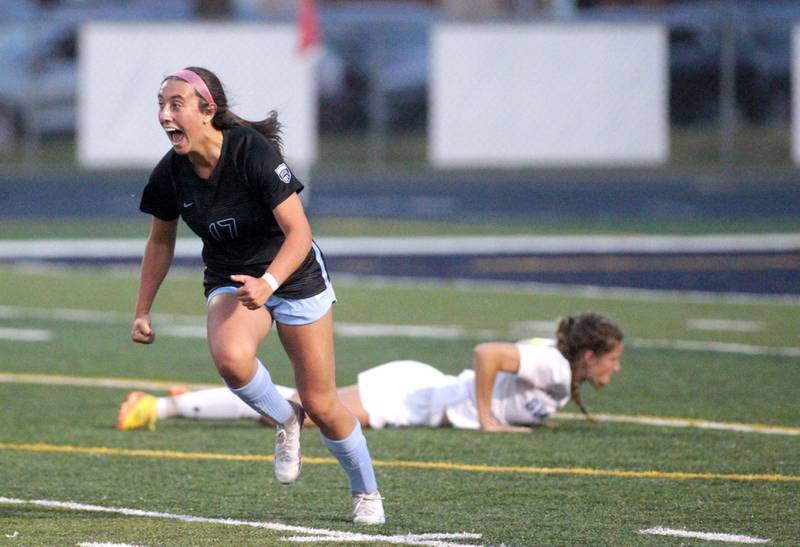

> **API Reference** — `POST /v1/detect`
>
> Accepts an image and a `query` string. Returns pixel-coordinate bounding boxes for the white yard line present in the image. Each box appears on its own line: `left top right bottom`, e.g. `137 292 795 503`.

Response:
640 526 770 544
337 274 800 305
0 497 482 547
333 323 470 340
162 323 495 341
2 373 798 437
0 327 51 342
0 305 203 326
159 325 205 338
1 304 798 357
1 234 799 258
687 319 766 333
4 262 800 306
626 338 800 358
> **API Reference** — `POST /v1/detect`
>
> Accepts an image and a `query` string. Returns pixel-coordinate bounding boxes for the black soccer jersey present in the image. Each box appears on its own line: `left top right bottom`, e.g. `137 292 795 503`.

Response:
140 126 327 299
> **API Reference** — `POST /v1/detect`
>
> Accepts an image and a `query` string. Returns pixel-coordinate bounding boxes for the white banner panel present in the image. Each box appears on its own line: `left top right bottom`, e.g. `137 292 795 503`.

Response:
430 23 668 167
78 23 316 169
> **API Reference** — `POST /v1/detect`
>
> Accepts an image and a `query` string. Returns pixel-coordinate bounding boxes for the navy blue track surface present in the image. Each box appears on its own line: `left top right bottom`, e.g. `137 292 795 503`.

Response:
3 250 795 296
324 251 800 295
1 168 798 296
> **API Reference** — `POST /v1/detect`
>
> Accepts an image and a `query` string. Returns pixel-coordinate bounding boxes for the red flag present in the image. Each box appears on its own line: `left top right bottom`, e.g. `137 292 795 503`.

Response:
297 0 320 54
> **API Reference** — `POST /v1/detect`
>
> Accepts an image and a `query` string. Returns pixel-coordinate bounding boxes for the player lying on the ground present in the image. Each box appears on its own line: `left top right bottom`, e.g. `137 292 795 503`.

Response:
118 312 623 433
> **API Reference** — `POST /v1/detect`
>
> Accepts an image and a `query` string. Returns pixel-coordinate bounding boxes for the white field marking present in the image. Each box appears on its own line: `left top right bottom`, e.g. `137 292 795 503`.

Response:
509 320 555 337
2 372 799 437
280 534 482 545
2 234 798 258
554 412 800 436
159 325 205 338
1 304 798 357
335 273 800 305
687 318 766 333
640 526 770 544
281 534 482 544
281 533 481 545
78 543 145 547
160 323 499 341
0 327 51 342
319 234 800 255
4 261 800 306
333 323 491 340
626 337 800 358
0 305 204 326
0 497 482 547
0 305 498 341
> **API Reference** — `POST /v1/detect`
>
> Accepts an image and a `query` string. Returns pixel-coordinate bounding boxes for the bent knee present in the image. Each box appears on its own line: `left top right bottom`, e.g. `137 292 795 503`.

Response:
209 347 256 385
300 395 344 427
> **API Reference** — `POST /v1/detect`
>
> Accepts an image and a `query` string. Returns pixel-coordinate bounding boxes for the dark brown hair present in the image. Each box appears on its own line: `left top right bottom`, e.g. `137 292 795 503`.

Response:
165 66 284 154
555 312 624 420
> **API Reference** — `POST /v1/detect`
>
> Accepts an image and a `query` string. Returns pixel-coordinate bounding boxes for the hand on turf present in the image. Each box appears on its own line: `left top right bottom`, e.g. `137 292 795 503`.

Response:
131 314 155 344
230 274 272 310
480 419 531 433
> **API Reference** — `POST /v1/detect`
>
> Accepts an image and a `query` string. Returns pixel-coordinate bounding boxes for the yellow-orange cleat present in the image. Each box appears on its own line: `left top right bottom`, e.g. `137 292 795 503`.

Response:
116 391 157 431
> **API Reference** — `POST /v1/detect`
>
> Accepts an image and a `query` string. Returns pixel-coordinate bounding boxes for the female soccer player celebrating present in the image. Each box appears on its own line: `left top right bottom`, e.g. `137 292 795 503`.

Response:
131 67 383 524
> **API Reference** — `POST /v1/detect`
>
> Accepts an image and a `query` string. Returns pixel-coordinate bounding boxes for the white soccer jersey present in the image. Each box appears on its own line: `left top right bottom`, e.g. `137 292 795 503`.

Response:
444 338 572 429
357 339 572 430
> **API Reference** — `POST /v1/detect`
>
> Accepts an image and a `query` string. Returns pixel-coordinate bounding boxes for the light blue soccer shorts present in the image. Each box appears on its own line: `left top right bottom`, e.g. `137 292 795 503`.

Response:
207 283 336 325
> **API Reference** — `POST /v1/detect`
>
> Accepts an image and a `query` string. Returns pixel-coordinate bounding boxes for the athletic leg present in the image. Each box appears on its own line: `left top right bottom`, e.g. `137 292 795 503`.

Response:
333 385 371 428
278 309 383 523
287 385 369 429
207 291 304 484
168 387 262 421
206 291 293 424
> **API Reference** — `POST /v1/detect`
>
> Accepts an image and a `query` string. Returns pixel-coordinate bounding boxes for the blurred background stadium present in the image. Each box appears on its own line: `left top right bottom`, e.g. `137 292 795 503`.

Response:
1 3 799 543
0 0 798 295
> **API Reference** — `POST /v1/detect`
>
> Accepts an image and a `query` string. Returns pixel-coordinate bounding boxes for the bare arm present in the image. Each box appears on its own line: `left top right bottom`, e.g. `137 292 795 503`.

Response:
473 342 530 432
231 193 313 310
131 217 178 343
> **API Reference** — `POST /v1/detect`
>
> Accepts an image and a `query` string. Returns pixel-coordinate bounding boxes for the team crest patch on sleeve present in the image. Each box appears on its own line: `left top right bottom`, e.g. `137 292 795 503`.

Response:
274 163 292 184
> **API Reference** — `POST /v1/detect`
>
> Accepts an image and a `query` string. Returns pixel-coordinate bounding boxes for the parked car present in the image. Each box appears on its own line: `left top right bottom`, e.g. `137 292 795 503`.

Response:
0 22 76 146
580 0 798 125
315 3 441 132
0 0 192 147
2 0 796 148
734 2 794 124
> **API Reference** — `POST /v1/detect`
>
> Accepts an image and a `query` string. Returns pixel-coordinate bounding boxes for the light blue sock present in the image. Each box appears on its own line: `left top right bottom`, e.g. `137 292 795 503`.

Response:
227 359 293 424
321 420 378 493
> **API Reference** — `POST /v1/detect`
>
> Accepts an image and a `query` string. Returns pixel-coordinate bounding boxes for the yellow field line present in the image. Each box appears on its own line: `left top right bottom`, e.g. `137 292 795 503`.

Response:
554 412 800 436
0 372 219 392
0 442 797 483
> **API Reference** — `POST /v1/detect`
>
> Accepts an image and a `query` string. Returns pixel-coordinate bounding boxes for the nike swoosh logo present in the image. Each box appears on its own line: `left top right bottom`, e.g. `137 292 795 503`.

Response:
183 201 194 208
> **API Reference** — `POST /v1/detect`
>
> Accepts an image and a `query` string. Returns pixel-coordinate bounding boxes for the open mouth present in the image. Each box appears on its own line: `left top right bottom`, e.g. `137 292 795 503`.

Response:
165 128 186 147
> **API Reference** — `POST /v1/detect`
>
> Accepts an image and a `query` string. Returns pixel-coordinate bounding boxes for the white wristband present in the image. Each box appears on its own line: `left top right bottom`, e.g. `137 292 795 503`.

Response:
261 272 279 292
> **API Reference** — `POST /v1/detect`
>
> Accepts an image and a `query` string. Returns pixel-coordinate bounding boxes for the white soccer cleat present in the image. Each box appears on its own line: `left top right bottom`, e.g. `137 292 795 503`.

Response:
351 491 385 525
274 400 304 484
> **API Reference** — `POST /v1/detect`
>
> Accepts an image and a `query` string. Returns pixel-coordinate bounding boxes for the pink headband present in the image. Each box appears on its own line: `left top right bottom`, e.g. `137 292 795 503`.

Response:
170 69 216 106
